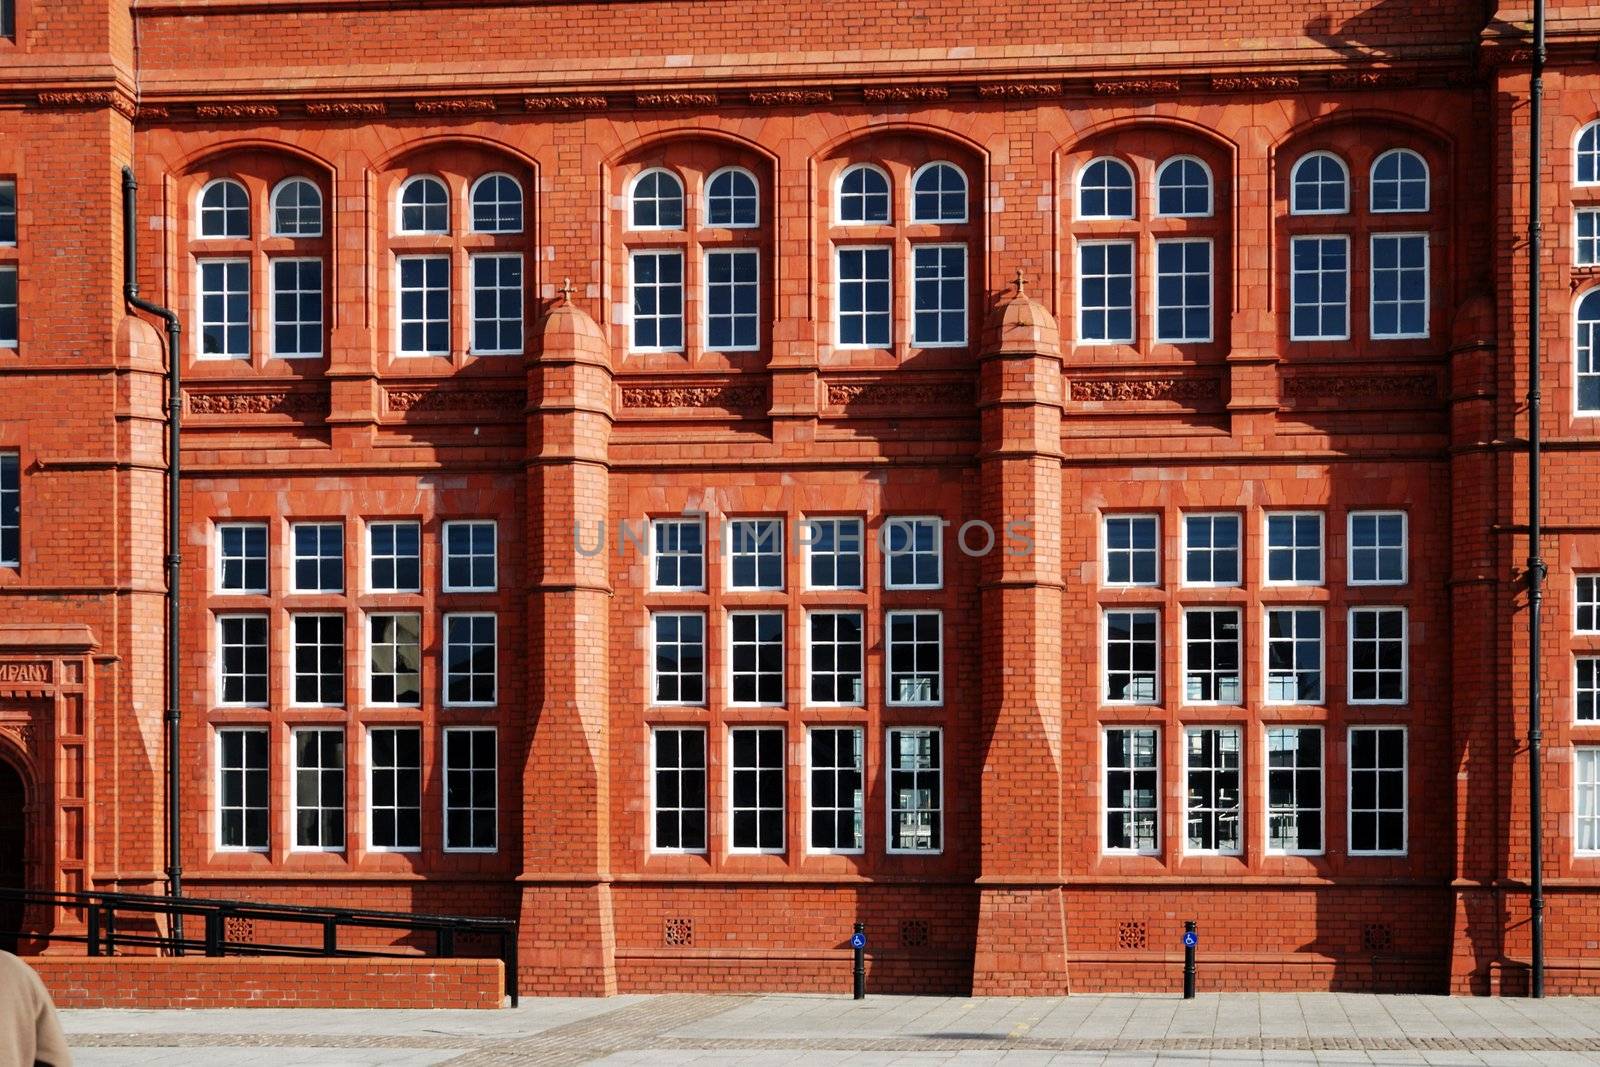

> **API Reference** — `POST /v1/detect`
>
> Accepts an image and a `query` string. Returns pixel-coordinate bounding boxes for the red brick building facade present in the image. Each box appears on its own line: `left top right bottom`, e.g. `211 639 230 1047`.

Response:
0 0 1597 998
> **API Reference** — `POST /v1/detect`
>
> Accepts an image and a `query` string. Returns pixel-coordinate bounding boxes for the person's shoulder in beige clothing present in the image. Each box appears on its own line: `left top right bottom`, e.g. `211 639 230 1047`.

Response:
0 951 71 1067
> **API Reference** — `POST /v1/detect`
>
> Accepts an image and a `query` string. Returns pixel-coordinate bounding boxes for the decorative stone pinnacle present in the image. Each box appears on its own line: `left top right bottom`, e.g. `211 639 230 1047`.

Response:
557 277 576 302
1013 270 1027 296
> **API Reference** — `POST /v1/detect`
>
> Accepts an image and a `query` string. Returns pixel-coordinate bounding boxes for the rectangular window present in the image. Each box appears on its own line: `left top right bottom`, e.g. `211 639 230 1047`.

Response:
1265 512 1323 586
1104 515 1158 586
368 612 421 705
651 727 707 852
270 258 323 358
836 246 891 347
218 614 268 706
1579 657 1600 722
217 726 269 851
291 522 343 593
0 0 12 39
631 250 684 350
1184 726 1241 854
1104 726 1159 853
443 520 497 593
199 259 250 358
1265 607 1324 704
1579 208 1600 267
1182 513 1240 585
290 614 344 706
886 610 942 706
0 452 16 566
291 727 345 851
730 726 785 853
218 522 268 593
1154 238 1212 343
809 726 864 853
650 518 704 591
1266 726 1323 854
651 612 705 705
1104 608 1159 704
706 248 759 350
1184 608 1242 704
1290 235 1349 341
728 517 783 590
368 521 421 592
887 727 942 853
443 727 497 852
0 265 15 348
0 180 13 244
1349 606 1407 704
444 613 497 706
1370 233 1428 339
368 727 421 852
729 611 784 705
804 517 863 590
397 255 450 356
470 253 523 355
1577 748 1600 854
884 516 942 589
808 611 864 705
1078 240 1135 343
1348 510 1407 585
1580 575 1600 634
911 244 967 346
1349 725 1407 855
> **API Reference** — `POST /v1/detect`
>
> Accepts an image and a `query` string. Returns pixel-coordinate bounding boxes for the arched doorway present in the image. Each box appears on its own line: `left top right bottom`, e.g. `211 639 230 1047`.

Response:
0 757 23 953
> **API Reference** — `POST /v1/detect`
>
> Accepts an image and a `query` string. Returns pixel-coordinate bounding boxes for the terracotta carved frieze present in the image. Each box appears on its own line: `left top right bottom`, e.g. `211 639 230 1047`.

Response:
1329 71 1418 89
136 106 171 120
1069 376 1222 403
978 82 1063 99
748 89 834 106
620 384 765 410
1210 75 1300 91
37 91 135 118
525 95 610 111
862 86 951 103
634 92 718 108
826 380 976 408
385 387 525 414
1281 372 1438 402
306 101 388 117
187 389 328 416
0 722 35 755
1090 79 1180 96
195 104 281 119
413 98 498 114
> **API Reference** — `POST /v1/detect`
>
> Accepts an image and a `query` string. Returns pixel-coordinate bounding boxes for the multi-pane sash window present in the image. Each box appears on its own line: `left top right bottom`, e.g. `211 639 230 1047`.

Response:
651 727 707 852
368 521 421 592
837 247 891 347
1579 209 1600 267
729 611 784 705
1265 513 1323 585
805 517 863 589
1104 515 1158 586
470 174 523 234
887 727 942 853
1370 234 1428 339
1290 235 1349 340
291 522 343 593
1349 607 1407 703
443 727 497 852
368 613 422 705
1185 727 1241 854
808 611 864 705
1578 657 1600 722
884 517 942 589
0 264 14 349
809 727 865 852
218 614 268 705
912 162 968 223
1078 158 1135 219
886 610 942 705
630 169 683 229
443 521 497 592
199 259 250 358
1577 748 1600 854
631 250 684 350
1154 239 1212 343
652 612 705 704
1290 152 1348 214
0 453 17 566
1184 608 1241 704
292 728 345 851
1349 726 1406 855
199 179 250 238
730 726 784 853
1266 726 1323 854
1370 149 1428 213
1183 514 1239 585
1579 575 1600 633
838 165 890 224
911 244 966 346
728 518 782 590
397 255 449 356
1156 157 1212 217
217 727 269 851
470 254 523 355
1581 289 1600 413
1104 726 1159 853
270 258 323 358
444 613 496 706
291 614 344 706
271 178 322 237
398 176 448 234
1348 511 1406 585
1104 609 1158 704
0 181 14 244
1078 240 1134 343
218 522 268 593
706 249 759 350
650 518 704 591
1265 607 1323 704
368 727 421 851
707 168 759 227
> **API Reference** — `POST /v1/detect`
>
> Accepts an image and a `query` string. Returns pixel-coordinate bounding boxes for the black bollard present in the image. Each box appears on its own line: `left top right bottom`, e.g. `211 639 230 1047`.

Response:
1183 920 1197 999
852 921 866 1000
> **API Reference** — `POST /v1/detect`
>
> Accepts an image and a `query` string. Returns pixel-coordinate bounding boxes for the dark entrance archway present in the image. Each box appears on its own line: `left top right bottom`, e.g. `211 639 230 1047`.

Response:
0 757 23 953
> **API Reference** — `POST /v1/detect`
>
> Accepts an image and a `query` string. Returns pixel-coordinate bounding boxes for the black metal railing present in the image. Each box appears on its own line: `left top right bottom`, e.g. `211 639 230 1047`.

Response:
0 886 519 1005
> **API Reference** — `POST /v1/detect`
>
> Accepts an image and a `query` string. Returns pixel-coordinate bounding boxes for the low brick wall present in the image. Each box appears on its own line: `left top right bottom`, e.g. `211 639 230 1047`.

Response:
28 956 505 1009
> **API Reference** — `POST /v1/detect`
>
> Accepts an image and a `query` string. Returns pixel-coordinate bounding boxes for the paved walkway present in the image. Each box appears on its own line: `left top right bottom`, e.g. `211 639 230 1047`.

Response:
58 993 1600 1065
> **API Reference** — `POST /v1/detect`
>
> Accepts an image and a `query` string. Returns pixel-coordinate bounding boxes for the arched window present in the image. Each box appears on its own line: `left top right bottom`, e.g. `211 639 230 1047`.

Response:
1369 149 1429 213
911 161 967 223
1577 121 1600 186
1078 158 1135 220
270 178 323 237
706 167 759 228
1290 152 1348 215
1578 289 1600 413
630 169 684 229
1154 156 1211 218
837 164 890 224
397 176 449 234
469 173 523 234
199 179 250 238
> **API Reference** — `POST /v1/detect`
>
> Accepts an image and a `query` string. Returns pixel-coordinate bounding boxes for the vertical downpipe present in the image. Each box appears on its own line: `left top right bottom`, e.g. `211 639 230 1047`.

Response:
1527 0 1548 999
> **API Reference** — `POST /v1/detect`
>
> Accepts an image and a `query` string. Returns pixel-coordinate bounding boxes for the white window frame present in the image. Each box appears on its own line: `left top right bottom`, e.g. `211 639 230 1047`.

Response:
1348 606 1409 706
366 725 422 854
883 515 943 590
1264 724 1325 856
468 252 524 356
1182 606 1243 706
467 172 524 235
216 613 269 708
835 163 892 226
197 177 250 239
442 611 497 708
268 256 324 359
289 612 345 708
1368 148 1430 214
1369 232 1429 340
1180 511 1241 588
1288 151 1350 216
1102 513 1160 587
1576 747 1600 855
1263 606 1326 706
1076 238 1136 345
0 179 15 247
649 611 706 707
1578 207 1600 267
705 166 760 229
1103 607 1160 706
1153 155 1214 219
216 521 269 594
628 248 686 353
366 520 422 594
442 726 498 854
289 726 346 853
802 516 864 591
441 519 498 593
1347 509 1409 587
1289 234 1351 342
627 167 686 231
196 257 251 360
805 609 865 707
289 521 344 594
1152 237 1213 344
1263 511 1325 587
395 174 449 236
1102 725 1161 856
909 160 969 224
0 264 14 350
1075 156 1136 221
1577 573 1600 634
395 253 451 357
215 725 270 853
726 517 784 591
0 452 18 566
649 516 706 593
727 725 786 855
1578 121 1600 187
1347 724 1408 857
703 247 761 353
1182 725 1242 856
909 242 968 348
885 609 943 707
649 725 708 854
727 610 785 707
1578 656 1600 723
269 177 323 238
806 725 866 855
1579 288 1600 416
834 244 892 349
885 726 943 855
366 611 422 708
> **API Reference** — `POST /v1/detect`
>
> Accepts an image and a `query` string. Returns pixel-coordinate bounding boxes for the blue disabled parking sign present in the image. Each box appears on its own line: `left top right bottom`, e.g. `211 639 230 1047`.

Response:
851 931 867 950
1183 930 1198 948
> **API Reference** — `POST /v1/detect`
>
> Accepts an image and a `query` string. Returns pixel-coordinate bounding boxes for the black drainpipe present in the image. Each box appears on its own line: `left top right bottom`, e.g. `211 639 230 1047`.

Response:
1526 0 1548 999
121 166 185 951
